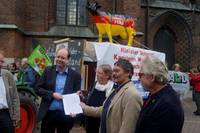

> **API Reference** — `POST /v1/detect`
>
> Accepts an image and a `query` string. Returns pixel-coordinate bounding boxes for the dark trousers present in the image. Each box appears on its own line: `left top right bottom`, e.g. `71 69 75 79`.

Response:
194 91 200 113
41 110 74 133
0 109 14 133
86 117 100 133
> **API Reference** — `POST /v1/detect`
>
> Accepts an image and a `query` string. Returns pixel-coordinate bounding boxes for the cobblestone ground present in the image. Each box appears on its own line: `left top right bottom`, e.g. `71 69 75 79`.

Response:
182 91 200 133
70 126 85 133
35 91 200 133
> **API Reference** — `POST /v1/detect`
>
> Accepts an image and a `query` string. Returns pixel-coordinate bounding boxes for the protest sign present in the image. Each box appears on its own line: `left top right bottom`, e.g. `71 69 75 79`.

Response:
28 45 52 76
92 42 165 80
90 42 165 98
168 71 190 98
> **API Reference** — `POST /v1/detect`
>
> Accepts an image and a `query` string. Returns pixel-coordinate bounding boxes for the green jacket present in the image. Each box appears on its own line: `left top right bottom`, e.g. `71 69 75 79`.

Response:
1 69 20 127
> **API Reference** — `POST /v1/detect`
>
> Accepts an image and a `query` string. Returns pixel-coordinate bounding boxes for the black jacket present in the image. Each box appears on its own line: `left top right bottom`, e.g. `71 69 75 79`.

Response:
135 84 184 133
35 65 81 122
86 85 106 133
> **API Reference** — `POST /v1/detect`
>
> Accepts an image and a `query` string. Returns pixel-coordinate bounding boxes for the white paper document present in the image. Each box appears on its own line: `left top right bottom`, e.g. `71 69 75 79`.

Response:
62 93 83 115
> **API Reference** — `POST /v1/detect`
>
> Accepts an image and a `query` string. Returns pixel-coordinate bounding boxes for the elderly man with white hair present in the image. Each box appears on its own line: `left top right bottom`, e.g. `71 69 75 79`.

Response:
135 56 184 133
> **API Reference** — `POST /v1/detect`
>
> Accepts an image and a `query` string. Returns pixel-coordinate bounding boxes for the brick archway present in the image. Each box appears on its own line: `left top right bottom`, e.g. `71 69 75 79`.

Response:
148 10 193 71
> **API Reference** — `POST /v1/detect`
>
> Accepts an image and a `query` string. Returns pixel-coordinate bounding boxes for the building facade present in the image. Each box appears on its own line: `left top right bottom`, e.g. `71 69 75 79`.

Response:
0 0 200 70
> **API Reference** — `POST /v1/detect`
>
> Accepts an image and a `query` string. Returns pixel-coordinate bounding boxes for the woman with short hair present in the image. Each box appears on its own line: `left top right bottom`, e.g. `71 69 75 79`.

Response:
85 64 113 133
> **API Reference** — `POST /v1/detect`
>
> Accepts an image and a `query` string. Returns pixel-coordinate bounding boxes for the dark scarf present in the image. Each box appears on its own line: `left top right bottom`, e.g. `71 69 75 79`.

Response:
100 80 131 133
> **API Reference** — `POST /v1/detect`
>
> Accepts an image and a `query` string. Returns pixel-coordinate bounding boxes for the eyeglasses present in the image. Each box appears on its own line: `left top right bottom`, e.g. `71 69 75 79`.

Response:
138 72 144 78
138 72 153 79
0 60 4 63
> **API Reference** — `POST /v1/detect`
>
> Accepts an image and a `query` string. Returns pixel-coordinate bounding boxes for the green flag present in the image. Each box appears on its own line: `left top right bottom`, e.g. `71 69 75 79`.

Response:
28 45 52 76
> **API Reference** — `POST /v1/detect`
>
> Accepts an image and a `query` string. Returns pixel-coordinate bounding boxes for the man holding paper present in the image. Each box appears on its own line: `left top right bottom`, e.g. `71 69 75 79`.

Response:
80 59 143 133
35 48 81 133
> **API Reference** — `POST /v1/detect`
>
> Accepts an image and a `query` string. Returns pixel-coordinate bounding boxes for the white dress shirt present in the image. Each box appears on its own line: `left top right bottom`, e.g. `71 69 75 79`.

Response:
0 76 8 109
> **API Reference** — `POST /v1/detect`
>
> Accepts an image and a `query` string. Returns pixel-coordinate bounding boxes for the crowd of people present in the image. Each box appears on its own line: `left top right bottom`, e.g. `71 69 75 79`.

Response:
2 57 38 87
172 62 200 116
1 47 200 133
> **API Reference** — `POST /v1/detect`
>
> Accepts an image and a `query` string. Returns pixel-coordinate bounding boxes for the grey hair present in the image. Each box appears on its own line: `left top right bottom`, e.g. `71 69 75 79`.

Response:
114 59 133 79
22 57 28 63
140 56 168 84
98 64 112 80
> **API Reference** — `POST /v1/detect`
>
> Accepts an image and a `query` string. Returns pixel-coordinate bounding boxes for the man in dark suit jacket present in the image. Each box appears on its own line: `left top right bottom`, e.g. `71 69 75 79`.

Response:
35 48 81 133
135 56 184 133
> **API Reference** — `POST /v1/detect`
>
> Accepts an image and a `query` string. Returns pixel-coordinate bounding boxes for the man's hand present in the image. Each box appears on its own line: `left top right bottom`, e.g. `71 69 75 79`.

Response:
70 113 76 118
80 102 87 110
52 92 63 100
77 90 82 96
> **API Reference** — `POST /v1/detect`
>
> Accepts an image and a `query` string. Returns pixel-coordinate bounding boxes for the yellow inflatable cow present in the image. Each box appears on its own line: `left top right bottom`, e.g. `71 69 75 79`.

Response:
87 2 136 46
